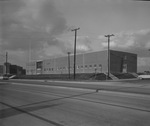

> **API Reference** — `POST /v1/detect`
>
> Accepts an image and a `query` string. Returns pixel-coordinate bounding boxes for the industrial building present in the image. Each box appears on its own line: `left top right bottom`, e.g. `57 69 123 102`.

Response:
0 65 4 75
0 63 26 75
26 50 137 75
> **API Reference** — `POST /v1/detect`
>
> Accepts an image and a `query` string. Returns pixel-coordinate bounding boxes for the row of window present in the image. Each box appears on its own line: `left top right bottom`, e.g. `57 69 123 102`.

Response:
44 68 54 71
43 64 102 72
26 69 36 73
27 64 102 73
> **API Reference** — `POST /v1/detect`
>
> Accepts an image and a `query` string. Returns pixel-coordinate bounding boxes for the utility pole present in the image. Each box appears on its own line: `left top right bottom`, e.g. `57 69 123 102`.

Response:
5 52 8 75
71 27 80 80
148 49 150 72
67 52 71 79
105 34 114 80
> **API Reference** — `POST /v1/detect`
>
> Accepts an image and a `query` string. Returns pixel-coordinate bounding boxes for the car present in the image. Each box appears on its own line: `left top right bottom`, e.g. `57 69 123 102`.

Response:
0 75 9 80
138 75 150 80
0 76 3 80
3 76 9 80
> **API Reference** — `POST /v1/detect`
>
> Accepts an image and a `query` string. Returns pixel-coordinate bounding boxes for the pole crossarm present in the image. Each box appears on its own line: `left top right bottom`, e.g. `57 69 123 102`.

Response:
105 34 114 38
71 28 80 32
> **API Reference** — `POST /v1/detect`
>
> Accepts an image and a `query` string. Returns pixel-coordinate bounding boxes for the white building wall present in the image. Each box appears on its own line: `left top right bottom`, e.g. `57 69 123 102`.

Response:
80 51 107 73
26 61 36 75
26 50 108 75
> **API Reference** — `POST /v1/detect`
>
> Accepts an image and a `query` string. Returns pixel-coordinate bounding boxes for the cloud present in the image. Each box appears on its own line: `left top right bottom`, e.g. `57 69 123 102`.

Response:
51 35 93 55
137 57 150 72
0 0 67 51
76 36 92 53
138 57 150 66
95 29 150 57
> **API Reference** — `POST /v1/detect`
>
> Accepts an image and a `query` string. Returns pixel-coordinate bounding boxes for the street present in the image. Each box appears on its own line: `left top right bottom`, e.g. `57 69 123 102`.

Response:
0 80 150 126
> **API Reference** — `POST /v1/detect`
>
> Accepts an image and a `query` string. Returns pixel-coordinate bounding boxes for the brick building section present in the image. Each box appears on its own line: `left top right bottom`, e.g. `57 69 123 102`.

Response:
110 50 137 73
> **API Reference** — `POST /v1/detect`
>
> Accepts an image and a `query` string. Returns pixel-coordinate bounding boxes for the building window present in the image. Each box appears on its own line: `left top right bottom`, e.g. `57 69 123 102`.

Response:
89 65 92 68
85 65 88 69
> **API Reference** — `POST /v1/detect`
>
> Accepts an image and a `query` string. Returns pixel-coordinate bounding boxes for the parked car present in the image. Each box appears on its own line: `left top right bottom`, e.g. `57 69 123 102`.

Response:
0 75 9 80
138 75 150 80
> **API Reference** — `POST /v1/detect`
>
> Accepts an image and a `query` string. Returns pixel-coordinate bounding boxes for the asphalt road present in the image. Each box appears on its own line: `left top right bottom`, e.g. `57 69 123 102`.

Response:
0 80 150 126
4 79 150 95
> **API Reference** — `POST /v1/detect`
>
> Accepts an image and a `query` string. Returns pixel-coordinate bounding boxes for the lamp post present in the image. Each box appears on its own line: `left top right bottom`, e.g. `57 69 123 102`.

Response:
105 34 114 80
67 52 71 79
5 52 8 75
99 64 102 73
148 49 150 58
71 27 80 80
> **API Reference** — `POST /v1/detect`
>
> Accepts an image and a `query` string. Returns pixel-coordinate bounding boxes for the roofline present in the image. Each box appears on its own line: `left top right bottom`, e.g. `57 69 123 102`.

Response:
27 49 137 63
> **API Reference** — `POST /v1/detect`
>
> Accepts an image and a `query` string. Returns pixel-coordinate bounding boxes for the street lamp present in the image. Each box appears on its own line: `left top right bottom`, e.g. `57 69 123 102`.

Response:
5 52 8 75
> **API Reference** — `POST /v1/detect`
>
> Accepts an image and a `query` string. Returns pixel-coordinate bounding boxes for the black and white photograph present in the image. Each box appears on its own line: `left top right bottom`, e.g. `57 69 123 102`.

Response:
0 0 150 126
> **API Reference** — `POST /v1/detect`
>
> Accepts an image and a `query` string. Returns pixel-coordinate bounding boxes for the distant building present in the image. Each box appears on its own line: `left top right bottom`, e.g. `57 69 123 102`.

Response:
4 62 11 75
0 54 5 75
0 65 4 75
1 63 26 75
26 50 137 75
9 64 26 75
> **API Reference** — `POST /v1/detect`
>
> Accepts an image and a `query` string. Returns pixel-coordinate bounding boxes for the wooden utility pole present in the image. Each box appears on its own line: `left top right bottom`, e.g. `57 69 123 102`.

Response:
67 52 71 79
71 28 80 80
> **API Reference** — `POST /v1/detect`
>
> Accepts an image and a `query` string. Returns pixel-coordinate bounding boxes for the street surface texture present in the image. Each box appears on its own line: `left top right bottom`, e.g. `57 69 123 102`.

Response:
0 79 150 126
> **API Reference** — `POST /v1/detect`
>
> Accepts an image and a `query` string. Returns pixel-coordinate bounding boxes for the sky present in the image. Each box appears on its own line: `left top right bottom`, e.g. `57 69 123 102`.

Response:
0 0 150 72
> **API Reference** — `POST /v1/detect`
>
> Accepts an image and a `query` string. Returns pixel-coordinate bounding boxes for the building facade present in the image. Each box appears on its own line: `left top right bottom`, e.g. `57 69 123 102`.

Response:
0 65 4 75
9 64 26 75
0 63 26 75
26 50 137 75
